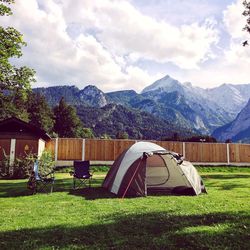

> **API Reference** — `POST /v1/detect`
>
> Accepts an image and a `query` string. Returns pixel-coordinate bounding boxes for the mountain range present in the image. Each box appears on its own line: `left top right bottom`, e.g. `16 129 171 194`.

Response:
33 75 250 141
76 103 193 140
213 99 250 143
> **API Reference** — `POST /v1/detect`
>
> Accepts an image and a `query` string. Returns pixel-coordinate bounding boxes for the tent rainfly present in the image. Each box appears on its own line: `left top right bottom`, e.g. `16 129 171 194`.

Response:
103 142 206 197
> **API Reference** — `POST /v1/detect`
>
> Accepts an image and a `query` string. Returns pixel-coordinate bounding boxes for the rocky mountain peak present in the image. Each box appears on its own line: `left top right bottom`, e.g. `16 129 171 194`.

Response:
141 75 183 94
207 83 247 115
183 82 193 88
81 85 103 95
79 85 108 107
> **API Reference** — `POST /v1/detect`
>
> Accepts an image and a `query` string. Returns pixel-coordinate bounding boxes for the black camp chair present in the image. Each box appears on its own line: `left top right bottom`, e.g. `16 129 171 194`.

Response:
71 160 93 189
27 160 55 194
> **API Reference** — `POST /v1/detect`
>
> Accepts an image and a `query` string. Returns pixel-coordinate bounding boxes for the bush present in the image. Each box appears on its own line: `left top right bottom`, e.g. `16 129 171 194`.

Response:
38 150 54 177
0 149 10 178
13 153 36 179
0 150 36 179
0 149 54 179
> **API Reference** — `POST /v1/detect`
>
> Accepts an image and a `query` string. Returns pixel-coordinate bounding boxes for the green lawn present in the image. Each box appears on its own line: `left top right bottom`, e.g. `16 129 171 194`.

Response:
0 167 250 250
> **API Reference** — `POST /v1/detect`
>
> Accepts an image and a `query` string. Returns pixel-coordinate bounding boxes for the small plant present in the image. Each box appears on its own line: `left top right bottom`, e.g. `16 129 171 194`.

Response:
38 150 54 177
0 149 36 179
0 149 10 178
13 152 36 179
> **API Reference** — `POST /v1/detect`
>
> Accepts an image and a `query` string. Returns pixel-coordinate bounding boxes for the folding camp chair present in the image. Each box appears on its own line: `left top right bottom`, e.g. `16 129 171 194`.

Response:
71 160 93 189
28 160 55 194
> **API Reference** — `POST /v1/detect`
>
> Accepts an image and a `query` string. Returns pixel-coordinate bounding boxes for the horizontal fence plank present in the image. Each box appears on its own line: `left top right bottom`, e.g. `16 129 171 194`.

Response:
44 138 250 164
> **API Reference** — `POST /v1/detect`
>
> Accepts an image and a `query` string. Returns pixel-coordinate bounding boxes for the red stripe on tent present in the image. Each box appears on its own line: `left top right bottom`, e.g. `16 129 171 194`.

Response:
121 157 143 198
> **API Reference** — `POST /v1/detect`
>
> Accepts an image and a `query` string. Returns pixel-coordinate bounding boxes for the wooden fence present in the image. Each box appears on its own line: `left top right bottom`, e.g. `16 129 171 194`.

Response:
45 138 250 165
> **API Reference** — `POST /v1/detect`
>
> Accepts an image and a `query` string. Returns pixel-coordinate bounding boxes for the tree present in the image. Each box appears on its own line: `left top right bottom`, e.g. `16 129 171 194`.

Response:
162 132 181 141
116 131 129 139
53 98 84 138
184 135 217 143
81 128 95 138
0 0 35 120
243 0 250 45
243 0 250 33
173 132 180 141
100 133 111 139
27 92 55 134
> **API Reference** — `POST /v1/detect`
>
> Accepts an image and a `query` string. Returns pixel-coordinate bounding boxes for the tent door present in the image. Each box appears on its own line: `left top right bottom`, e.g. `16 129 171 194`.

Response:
146 155 170 189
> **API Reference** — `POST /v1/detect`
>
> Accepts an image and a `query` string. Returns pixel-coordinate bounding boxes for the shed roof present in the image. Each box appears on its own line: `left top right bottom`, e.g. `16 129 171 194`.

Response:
0 117 51 141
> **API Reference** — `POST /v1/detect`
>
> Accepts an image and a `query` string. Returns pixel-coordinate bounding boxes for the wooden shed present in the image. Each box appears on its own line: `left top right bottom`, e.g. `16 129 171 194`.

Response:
0 117 51 164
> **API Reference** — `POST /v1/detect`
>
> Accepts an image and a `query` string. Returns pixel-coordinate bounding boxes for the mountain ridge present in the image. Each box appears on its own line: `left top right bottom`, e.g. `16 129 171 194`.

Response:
76 103 194 139
33 74 250 139
212 99 250 143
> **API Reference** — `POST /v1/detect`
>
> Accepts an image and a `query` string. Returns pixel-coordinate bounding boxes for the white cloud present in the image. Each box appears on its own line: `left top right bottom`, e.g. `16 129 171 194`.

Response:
178 0 250 88
61 0 219 69
221 0 250 83
223 0 250 61
223 0 246 39
3 0 247 93
125 66 163 90
1 0 221 91
3 0 168 92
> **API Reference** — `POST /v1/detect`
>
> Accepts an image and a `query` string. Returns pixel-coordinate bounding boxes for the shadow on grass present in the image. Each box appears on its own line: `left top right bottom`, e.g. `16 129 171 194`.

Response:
69 187 116 200
1 171 249 198
0 176 116 199
0 179 72 198
202 174 250 180
0 178 196 199
0 212 249 250
218 183 250 190
0 181 33 197
205 182 250 191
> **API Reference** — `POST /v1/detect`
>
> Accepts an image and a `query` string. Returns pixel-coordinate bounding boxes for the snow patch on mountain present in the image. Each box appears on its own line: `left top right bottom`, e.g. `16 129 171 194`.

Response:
142 75 184 95
207 84 247 115
194 116 206 131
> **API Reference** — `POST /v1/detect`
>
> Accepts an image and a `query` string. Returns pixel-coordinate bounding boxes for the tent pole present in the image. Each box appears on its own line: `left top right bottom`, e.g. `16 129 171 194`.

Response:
121 157 144 199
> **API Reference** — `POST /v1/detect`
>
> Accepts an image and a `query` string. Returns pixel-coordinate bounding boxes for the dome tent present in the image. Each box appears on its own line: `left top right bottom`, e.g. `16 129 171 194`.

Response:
102 141 206 197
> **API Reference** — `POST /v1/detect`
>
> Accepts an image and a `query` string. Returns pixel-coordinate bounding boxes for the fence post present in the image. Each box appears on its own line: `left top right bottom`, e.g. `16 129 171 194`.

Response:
54 137 58 162
182 142 186 158
82 139 85 161
226 143 230 165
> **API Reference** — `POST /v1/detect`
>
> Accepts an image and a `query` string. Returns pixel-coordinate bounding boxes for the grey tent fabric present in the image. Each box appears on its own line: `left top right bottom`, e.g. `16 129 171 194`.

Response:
102 142 206 197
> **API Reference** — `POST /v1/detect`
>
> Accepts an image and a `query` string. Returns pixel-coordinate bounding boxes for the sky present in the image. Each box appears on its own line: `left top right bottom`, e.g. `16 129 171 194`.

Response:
2 0 250 92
